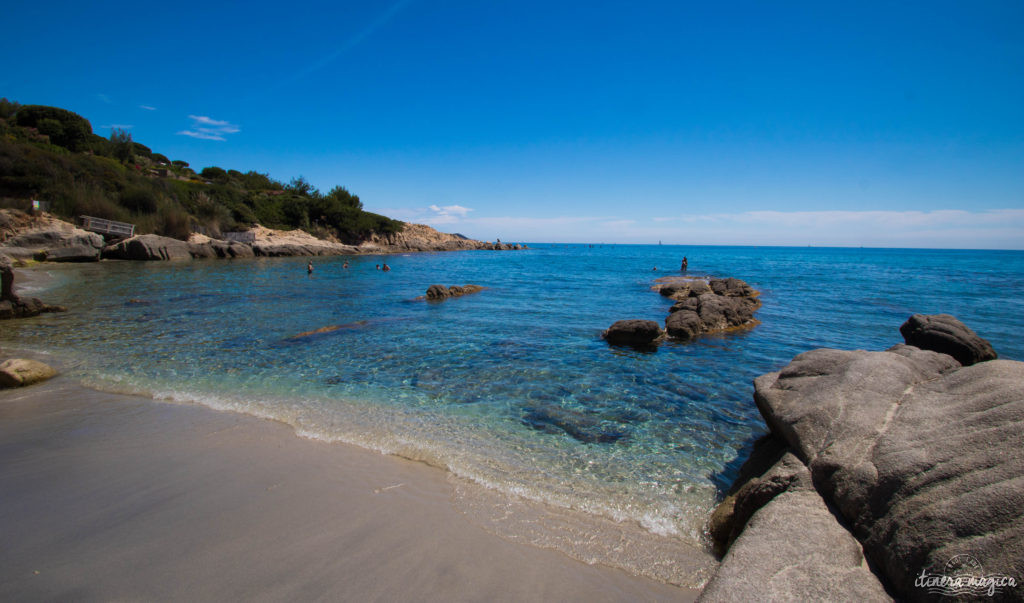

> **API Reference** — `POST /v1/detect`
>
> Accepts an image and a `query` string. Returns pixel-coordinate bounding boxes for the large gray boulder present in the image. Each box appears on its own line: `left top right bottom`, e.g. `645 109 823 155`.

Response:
752 342 1024 601
38 244 101 262
900 313 997 366
103 234 192 261
4 227 104 251
189 240 255 259
700 486 891 602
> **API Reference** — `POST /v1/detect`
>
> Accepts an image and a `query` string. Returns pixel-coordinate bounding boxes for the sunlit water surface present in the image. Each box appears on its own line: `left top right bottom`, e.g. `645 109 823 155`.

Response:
5 244 1023 584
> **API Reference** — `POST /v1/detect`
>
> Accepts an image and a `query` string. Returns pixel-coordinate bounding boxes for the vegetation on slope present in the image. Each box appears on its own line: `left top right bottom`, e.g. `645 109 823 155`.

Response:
0 98 402 242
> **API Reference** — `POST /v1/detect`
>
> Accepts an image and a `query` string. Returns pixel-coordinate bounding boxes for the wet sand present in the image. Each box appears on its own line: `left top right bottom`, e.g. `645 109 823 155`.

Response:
0 373 701 601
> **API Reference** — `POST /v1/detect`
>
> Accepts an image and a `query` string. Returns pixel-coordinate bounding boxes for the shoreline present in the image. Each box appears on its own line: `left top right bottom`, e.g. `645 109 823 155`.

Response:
0 352 705 600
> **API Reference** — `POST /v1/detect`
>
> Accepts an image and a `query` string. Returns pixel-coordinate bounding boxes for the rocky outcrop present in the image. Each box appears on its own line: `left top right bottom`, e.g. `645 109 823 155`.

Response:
657 277 760 340
103 234 193 261
0 358 57 388
246 225 358 257
0 209 104 261
705 317 1021 602
1 210 516 263
899 313 997 366
36 244 102 262
187 234 256 259
701 480 891 602
425 284 485 300
360 223 524 253
0 256 67 319
601 319 663 347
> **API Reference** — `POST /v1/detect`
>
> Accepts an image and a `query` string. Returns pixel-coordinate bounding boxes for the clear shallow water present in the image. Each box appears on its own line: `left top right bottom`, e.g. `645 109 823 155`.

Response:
5 245 1024 574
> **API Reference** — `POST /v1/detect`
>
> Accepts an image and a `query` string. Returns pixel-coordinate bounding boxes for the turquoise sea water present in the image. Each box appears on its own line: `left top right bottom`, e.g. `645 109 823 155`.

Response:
4 244 1024 576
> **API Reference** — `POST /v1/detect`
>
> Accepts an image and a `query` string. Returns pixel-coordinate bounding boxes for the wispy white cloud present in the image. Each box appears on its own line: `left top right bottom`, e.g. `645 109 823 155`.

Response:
425 204 472 224
139 105 157 111
96 93 112 104
101 124 133 130
177 115 240 141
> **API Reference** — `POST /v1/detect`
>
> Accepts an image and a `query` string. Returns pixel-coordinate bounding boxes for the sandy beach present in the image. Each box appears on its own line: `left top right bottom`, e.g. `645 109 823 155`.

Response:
0 368 700 601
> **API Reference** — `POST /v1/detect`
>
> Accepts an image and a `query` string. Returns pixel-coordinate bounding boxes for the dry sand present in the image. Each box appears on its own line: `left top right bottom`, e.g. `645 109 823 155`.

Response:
0 373 700 601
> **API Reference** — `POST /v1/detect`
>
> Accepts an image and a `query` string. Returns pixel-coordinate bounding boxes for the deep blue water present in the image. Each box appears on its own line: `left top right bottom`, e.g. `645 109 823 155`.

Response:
5 244 1024 550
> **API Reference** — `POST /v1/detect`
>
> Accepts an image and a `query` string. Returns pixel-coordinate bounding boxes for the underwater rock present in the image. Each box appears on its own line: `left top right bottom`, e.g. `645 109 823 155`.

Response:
521 404 629 444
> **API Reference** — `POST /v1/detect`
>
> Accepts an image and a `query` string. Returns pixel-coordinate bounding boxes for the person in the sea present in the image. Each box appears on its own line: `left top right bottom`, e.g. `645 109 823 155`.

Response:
382 263 391 272
681 257 688 272
307 261 313 275
343 261 349 269
375 264 381 270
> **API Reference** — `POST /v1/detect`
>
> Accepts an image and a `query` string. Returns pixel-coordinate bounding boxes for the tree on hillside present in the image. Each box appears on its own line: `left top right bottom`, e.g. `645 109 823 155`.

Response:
200 166 229 183
0 98 20 119
288 176 317 197
13 105 93 150
110 128 133 164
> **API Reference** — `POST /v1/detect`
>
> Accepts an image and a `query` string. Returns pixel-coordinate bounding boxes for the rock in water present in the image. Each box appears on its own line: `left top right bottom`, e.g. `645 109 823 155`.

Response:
899 313 997 366
0 358 57 387
424 284 484 301
752 342 1023 600
601 319 663 347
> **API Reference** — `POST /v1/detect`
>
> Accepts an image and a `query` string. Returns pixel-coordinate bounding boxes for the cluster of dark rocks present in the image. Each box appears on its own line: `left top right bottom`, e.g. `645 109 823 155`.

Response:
0 256 65 320
602 276 761 347
699 314 1019 602
425 284 484 301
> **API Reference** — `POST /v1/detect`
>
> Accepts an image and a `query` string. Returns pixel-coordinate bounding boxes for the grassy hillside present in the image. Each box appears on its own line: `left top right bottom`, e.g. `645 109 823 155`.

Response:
0 98 402 242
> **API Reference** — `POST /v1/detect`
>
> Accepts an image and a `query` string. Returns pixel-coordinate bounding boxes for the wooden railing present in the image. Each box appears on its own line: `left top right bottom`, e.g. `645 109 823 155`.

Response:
79 216 136 238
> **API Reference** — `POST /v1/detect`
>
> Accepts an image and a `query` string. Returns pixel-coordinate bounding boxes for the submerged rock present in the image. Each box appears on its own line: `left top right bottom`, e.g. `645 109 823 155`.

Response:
521 404 630 444
899 313 997 366
0 358 57 388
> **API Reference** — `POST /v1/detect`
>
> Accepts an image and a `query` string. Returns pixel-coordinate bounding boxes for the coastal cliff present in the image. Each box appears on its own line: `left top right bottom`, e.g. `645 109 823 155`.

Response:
701 315 1022 602
0 209 518 263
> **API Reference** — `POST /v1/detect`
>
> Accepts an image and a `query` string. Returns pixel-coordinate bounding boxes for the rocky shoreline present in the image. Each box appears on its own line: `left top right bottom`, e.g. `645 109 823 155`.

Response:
0 209 523 264
701 314 1022 602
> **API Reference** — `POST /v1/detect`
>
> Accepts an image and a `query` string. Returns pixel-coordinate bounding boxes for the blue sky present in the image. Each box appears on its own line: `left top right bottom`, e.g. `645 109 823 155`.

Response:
3 0 1022 247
